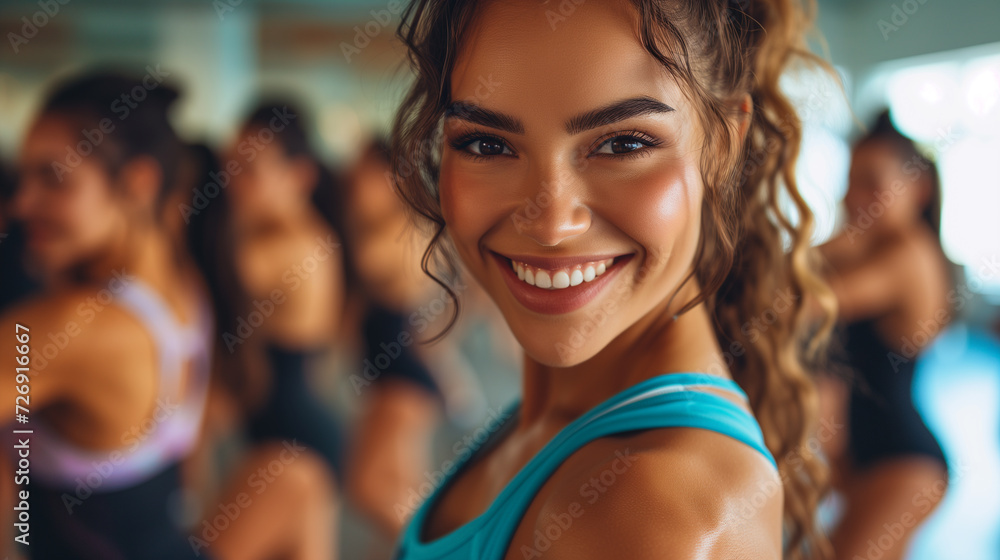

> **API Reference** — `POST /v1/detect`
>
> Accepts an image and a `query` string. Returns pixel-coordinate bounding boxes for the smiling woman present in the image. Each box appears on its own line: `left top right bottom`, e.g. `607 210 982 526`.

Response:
388 1 838 559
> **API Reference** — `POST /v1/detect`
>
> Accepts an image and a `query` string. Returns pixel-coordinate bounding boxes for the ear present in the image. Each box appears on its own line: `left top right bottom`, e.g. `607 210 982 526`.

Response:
118 156 163 213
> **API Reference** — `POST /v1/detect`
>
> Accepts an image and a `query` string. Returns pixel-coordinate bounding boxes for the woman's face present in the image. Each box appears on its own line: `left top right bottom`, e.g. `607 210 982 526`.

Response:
226 128 312 220
348 154 402 222
14 114 128 274
844 140 928 232
440 1 707 367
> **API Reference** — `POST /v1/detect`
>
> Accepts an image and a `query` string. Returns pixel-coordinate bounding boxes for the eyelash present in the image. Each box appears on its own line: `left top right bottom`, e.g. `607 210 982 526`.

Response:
449 132 511 163
592 129 664 160
448 129 664 162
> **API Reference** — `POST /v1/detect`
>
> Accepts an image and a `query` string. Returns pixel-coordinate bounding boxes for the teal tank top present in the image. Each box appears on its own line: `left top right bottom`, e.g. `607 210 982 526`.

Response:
393 372 778 559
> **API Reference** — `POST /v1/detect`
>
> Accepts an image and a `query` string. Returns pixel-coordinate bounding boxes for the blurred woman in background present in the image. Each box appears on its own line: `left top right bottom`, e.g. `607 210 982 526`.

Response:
0 72 334 560
221 100 347 524
340 138 448 539
818 110 952 560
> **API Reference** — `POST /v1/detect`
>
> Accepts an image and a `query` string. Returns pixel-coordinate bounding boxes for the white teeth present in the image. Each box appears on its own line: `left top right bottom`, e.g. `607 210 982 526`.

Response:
508 257 620 290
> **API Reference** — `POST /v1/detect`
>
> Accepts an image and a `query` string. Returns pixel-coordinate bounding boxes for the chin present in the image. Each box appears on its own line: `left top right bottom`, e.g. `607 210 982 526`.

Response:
509 322 613 368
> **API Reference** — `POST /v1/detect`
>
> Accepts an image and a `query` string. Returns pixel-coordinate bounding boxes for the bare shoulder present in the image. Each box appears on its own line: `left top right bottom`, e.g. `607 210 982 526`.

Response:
817 229 856 265
0 287 154 409
894 229 949 298
509 428 783 560
239 224 342 292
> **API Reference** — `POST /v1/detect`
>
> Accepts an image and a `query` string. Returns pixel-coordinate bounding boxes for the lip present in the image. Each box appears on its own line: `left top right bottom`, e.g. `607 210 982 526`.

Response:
489 250 635 315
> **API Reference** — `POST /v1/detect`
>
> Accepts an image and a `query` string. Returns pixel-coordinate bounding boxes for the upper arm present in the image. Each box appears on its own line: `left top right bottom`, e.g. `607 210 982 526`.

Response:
514 434 783 560
0 291 153 426
823 243 913 322
817 230 856 264
0 297 79 424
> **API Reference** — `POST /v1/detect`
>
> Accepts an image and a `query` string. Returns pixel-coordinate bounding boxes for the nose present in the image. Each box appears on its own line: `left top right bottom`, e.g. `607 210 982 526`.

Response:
512 159 591 247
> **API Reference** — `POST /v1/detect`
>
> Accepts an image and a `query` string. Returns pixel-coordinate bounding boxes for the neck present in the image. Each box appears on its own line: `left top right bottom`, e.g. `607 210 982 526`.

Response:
856 218 924 252
517 278 729 429
68 219 177 291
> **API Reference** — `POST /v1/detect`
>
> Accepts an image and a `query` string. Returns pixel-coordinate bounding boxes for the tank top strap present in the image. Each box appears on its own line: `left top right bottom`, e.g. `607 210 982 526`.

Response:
480 373 776 557
398 373 777 560
28 277 214 491
112 278 212 394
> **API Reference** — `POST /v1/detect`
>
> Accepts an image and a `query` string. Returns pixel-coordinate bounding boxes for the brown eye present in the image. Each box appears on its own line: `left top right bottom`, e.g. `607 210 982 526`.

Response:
610 138 644 153
468 137 511 156
593 133 657 157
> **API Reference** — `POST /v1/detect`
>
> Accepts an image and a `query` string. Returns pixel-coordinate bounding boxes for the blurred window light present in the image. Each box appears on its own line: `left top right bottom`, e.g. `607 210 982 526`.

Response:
779 63 853 245
886 63 962 143
872 43 1000 297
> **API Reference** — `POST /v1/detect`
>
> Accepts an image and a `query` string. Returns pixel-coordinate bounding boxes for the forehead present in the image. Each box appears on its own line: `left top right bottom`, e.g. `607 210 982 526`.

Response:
853 140 902 166
21 115 74 157
450 0 682 120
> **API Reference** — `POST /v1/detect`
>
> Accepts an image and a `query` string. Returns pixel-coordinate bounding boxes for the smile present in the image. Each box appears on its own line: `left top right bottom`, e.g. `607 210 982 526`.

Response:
490 251 634 315
510 257 614 289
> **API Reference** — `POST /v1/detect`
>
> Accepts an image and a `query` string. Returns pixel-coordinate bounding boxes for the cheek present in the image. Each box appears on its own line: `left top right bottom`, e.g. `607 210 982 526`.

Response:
439 159 499 258
69 179 122 247
606 159 702 274
438 162 462 227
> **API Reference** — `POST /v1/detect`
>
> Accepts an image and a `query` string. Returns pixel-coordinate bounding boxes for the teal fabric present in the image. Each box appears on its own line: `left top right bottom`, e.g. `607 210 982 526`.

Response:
393 373 778 559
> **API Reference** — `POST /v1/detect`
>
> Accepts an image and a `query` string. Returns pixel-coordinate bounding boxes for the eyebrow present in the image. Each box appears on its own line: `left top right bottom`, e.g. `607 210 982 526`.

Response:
566 96 675 134
444 102 525 134
443 95 674 135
